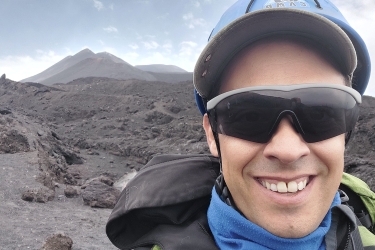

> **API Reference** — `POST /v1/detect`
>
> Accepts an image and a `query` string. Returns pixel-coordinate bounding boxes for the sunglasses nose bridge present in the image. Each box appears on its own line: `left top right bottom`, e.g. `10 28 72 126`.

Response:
268 110 305 137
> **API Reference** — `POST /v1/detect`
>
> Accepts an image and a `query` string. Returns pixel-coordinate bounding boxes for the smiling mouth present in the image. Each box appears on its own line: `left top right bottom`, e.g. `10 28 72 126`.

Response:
257 177 310 193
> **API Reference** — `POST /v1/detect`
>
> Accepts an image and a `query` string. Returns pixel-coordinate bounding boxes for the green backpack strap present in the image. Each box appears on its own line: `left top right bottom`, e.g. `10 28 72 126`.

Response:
341 173 375 233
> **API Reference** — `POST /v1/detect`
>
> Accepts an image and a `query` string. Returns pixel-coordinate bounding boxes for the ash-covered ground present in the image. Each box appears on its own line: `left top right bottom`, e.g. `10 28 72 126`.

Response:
0 76 374 249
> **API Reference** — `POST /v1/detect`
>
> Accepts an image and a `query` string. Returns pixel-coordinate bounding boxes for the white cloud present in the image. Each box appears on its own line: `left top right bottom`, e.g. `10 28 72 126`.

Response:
63 47 73 54
109 3 114 10
121 52 140 63
0 50 68 81
194 1 201 8
145 35 156 39
129 43 139 50
183 13 206 29
142 41 159 50
103 26 118 33
179 41 198 56
98 40 105 45
130 52 171 67
163 42 173 50
183 13 193 20
92 0 103 11
162 42 173 54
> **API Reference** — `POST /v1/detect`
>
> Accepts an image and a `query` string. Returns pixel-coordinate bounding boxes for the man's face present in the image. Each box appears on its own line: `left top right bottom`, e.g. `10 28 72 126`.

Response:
203 37 346 238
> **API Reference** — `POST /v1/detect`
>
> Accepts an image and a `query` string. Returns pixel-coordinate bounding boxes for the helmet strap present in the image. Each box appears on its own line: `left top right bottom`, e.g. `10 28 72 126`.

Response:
212 130 240 210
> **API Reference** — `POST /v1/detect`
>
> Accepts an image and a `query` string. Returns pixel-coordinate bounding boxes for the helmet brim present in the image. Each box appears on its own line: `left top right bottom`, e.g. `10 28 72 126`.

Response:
194 8 357 100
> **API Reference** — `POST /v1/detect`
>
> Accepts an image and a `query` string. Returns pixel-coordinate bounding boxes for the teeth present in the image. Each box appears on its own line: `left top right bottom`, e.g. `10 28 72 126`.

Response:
277 182 287 193
298 181 304 190
260 178 309 193
287 181 298 193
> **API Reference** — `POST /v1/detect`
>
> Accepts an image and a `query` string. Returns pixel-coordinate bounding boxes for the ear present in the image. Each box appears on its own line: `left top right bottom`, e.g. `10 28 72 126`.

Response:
203 114 219 157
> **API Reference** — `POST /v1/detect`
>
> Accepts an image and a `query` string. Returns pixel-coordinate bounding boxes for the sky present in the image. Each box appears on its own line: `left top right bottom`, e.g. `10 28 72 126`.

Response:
1 0 374 96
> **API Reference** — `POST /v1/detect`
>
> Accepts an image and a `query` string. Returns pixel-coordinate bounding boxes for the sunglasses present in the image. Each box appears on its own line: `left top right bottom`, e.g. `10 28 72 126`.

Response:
207 84 361 143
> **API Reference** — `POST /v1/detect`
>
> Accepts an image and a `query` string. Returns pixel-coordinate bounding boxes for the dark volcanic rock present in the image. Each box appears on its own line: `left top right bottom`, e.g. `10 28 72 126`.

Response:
144 111 174 125
21 187 55 203
54 146 83 165
345 155 375 191
0 129 29 153
21 189 37 202
1 130 29 153
36 188 56 203
64 186 80 198
344 95 375 191
81 180 120 208
40 233 73 250
0 109 11 115
99 175 114 186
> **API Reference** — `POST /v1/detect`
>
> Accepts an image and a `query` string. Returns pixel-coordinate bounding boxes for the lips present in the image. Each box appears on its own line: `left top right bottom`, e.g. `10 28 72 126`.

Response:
257 177 310 193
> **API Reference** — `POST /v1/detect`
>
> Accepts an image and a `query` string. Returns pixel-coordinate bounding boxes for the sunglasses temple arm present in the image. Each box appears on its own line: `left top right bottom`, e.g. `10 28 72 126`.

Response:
213 131 223 172
345 130 353 146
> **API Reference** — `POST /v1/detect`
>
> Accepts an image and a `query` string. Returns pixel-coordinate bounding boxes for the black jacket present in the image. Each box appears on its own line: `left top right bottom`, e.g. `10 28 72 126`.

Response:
106 154 367 250
106 154 220 250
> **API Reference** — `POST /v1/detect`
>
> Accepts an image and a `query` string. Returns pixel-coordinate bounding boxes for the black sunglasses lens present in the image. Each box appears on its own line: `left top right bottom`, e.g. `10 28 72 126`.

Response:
210 93 289 143
208 88 359 143
297 104 359 143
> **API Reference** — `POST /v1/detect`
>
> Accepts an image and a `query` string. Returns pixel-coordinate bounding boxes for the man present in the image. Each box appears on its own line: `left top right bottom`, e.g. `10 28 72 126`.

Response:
107 0 374 249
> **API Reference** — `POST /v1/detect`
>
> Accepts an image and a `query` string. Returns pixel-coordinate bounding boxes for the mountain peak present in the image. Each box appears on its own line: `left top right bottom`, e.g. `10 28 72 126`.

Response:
75 48 95 56
96 52 129 65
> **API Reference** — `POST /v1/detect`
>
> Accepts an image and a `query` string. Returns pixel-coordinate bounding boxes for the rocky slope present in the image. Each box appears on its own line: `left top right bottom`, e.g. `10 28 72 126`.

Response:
0 75 374 249
0 76 206 249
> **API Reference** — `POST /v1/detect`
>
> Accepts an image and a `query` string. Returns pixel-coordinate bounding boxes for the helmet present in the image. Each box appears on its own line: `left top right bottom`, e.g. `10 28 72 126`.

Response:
194 0 371 115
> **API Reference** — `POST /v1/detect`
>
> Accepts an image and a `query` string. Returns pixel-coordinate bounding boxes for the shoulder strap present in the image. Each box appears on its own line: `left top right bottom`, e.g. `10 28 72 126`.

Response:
340 185 373 230
326 204 364 250
341 173 375 233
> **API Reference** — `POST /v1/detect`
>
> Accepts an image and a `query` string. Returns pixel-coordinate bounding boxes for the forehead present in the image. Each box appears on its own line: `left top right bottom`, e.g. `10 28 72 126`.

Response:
218 36 345 94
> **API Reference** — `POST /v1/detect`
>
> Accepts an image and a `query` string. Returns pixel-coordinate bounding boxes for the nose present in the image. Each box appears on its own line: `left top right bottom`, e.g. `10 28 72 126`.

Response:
263 118 310 164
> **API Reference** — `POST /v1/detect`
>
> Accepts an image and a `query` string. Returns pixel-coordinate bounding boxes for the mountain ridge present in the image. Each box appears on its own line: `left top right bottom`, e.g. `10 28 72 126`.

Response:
21 49 191 85
135 64 187 73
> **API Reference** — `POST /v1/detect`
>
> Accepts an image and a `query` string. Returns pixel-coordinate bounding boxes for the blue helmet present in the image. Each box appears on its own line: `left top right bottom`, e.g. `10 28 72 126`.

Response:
194 0 371 115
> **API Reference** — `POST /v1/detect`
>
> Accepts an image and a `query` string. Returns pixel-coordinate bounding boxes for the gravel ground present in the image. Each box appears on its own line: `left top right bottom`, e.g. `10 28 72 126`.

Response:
0 151 118 250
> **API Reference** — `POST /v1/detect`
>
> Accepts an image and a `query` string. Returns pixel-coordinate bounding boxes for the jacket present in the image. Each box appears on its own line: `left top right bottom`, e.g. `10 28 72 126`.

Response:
106 154 375 250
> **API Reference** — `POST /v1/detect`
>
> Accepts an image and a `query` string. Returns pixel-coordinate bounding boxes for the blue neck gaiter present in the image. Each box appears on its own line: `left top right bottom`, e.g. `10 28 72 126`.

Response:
207 188 341 250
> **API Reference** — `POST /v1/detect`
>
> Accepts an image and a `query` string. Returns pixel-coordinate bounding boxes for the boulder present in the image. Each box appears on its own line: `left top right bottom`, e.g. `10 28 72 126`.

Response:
21 187 55 203
81 180 120 208
40 233 73 250
64 186 80 198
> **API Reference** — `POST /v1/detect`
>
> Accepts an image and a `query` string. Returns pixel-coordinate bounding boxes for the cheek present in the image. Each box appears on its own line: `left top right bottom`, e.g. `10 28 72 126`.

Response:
310 134 345 176
219 135 262 178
